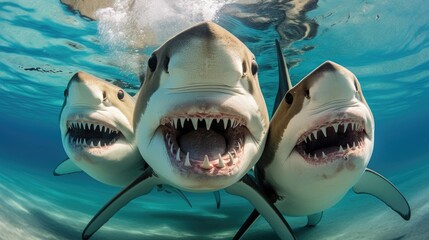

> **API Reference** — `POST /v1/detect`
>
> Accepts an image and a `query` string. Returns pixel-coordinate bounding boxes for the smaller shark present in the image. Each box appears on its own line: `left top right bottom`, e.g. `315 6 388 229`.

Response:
234 40 411 239
56 71 191 205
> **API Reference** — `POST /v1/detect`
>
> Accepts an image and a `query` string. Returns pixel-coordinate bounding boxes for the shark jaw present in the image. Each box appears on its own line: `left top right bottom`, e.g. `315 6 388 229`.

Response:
161 112 246 175
294 114 370 166
63 116 127 157
138 99 266 191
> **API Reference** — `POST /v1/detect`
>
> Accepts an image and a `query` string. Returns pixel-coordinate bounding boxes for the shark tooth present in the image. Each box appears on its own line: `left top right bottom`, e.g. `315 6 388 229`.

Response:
201 155 213 169
233 148 238 157
184 152 191 167
191 118 198 130
176 148 181 161
339 145 344 152
223 118 229 129
322 151 326 158
180 118 186 128
333 123 339 133
170 144 174 154
217 154 225 168
206 118 213 130
343 123 349 133
321 127 327 137
228 152 235 164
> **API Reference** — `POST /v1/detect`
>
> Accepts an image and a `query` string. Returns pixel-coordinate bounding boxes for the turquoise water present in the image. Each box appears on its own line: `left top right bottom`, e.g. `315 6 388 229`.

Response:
1 0 429 239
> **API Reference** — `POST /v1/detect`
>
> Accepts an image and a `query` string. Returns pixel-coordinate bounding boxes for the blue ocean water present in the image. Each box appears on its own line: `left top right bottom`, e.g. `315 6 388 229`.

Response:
1 0 429 239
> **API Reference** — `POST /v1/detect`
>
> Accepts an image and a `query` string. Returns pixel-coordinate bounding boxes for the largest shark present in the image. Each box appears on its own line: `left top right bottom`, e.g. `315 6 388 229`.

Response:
81 22 295 239
233 40 411 239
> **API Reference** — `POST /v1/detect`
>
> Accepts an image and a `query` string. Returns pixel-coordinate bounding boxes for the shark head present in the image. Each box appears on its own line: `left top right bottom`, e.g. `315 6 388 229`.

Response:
262 61 374 212
134 22 269 191
60 72 143 186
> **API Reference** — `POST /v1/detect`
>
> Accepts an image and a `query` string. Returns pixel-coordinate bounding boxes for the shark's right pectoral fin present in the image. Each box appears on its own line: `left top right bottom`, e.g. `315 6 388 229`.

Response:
226 174 295 240
53 158 83 176
352 168 411 220
82 167 161 240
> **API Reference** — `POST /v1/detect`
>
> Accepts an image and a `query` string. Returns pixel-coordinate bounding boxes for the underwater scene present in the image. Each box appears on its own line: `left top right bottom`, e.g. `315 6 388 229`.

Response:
1 0 428 239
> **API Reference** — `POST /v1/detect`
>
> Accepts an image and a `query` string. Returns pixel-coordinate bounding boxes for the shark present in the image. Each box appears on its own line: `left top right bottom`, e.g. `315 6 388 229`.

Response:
57 71 191 205
58 71 145 187
81 22 296 240
233 40 411 239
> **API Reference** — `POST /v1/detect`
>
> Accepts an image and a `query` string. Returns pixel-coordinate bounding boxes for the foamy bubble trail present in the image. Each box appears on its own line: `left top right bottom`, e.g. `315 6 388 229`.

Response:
96 0 233 77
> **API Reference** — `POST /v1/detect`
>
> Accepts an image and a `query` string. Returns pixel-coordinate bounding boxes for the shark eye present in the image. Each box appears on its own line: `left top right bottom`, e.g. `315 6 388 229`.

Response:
117 90 125 100
64 89 68 97
285 92 293 105
251 60 258 75
148 54 157 72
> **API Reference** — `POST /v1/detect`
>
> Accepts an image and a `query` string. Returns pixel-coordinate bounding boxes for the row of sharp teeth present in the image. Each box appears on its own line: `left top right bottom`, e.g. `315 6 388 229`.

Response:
166 133 241 170
165 117 243 130
69 137 114 148
306 141 363 160
67 121 118 135
303 122 363 143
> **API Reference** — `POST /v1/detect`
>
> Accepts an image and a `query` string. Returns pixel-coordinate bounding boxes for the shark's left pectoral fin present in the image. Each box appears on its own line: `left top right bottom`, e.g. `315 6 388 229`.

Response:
306 212 323 227
82 167 161 239
226 174 295 240
353 168 411 220
53 158 83 176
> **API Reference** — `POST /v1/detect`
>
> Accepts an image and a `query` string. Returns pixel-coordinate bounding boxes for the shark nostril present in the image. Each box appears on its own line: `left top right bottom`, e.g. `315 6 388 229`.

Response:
102 91 107 101
305 89 310 99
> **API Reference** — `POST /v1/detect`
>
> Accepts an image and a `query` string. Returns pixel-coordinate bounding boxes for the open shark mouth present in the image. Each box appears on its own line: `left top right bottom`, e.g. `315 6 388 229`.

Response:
160 113 247 175
295 118 368 165
66 120 122 148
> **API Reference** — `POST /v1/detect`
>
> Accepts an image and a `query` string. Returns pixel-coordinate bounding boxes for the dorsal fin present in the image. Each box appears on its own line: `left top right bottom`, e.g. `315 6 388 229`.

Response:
272 39 293 115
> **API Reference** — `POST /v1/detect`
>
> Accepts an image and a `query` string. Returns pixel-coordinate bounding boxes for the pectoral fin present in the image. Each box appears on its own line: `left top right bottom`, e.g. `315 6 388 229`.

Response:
161 185 193 208
53 158 82 176
353 168 411 220
233 209 261 240
226 174 295 240
82 167 161 239
306 212 323 227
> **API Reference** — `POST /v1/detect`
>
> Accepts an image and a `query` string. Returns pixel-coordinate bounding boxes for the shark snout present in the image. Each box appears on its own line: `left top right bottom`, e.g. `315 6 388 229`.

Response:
310 61 358 104
67 73 103 107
